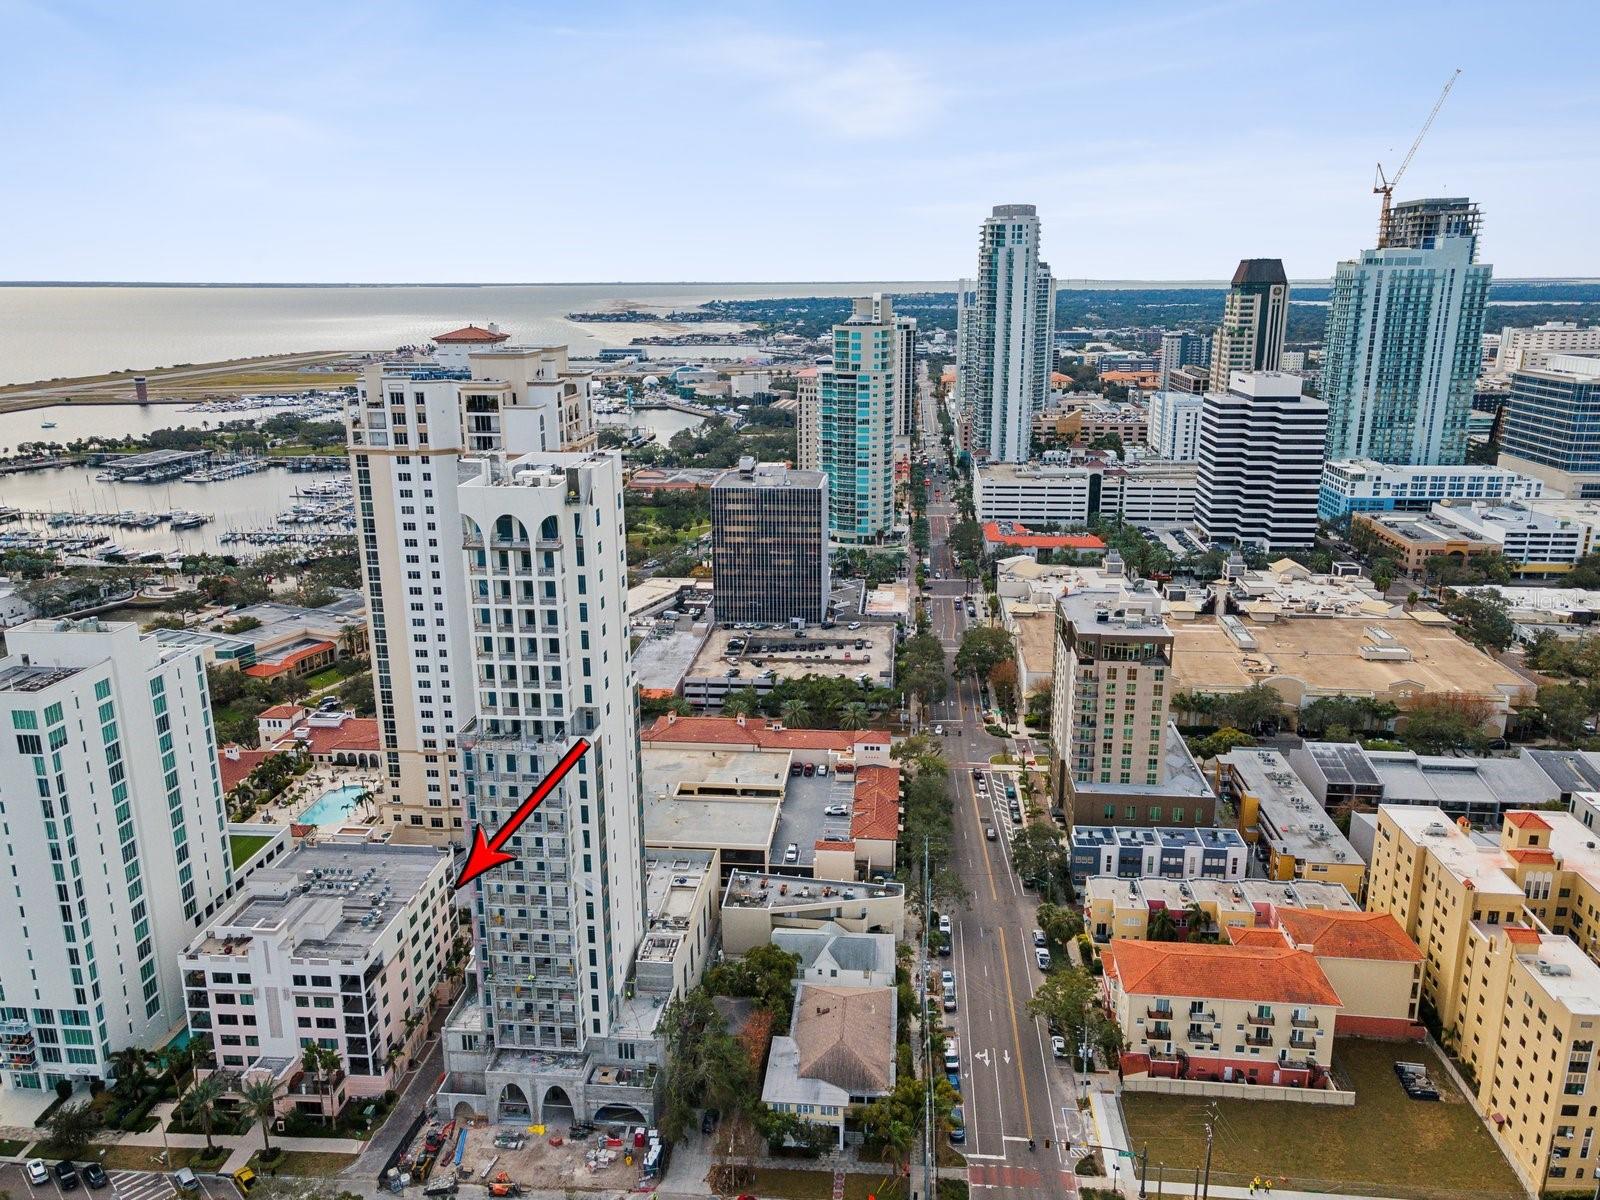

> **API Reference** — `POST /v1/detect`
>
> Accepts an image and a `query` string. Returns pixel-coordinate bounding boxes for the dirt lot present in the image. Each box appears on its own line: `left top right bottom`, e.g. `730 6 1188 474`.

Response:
452 1122 644 1193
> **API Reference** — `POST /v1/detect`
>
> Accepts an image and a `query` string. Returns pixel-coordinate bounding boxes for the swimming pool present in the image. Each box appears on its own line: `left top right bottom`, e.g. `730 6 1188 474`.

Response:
300 784 368 825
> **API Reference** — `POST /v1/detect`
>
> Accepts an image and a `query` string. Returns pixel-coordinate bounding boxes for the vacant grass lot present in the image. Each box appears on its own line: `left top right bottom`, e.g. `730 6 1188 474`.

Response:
1123 1039 1521 1200
247 1149 360 1176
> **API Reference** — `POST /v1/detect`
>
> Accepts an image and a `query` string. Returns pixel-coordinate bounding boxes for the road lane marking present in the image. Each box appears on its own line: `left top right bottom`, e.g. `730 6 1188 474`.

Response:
996 925 1035 1134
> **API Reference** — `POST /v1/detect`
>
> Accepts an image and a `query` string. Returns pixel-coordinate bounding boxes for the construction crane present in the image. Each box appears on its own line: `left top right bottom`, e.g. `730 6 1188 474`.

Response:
1374 68 1462 247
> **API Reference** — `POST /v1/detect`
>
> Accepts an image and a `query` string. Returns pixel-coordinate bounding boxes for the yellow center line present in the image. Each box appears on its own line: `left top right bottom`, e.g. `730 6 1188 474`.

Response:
996 926 1035 1133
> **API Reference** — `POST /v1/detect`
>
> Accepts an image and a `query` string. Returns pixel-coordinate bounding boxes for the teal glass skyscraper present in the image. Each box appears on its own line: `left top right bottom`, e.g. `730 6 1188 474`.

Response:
1321 198 1492 466
819 297 896 543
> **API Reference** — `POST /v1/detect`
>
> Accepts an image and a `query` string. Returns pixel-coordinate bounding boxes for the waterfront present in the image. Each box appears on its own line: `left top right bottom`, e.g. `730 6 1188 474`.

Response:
0 399 327 451
0 462 345 557
0 282 948 387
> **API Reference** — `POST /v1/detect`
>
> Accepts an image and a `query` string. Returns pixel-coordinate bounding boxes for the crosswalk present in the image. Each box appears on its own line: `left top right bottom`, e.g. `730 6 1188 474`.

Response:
110 1169 176 1200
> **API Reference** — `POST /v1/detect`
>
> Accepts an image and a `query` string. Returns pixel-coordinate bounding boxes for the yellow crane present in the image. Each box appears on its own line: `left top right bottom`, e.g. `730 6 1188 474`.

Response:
1374 68 1463 247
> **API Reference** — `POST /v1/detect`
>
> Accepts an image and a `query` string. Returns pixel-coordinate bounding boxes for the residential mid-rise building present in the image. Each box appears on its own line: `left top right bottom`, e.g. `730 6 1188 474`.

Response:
1195 372 1327 550
1317 458 1545 522
1068 827 1243 888
819 298 897 542
1321 198 1493 465
1207 259 1290 392
1050 587 1214 827
1103 940 1340 1090
795 368 820 471
1499 354 1600 498
710 459 829 625
957 204 1055 463
1494 321 1600 377
348 339 595 845
0 619 232 1091
439 450 682 1127
179 840 453 1110
1366 804 1600 1192
1158 330 1210 391
1215 749 1365 894
1147 391 1204 461
1083 876 1359 943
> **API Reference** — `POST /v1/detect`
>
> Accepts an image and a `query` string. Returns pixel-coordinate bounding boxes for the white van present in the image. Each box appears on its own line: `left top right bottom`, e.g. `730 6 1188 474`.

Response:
943 1040 960 1071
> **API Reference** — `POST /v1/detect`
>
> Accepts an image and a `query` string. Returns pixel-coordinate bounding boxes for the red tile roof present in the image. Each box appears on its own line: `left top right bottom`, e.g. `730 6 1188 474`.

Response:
982 522 1106 551
1273 910 1422 963
642 715 889 752
435 324 509 344
217 746 281 794
1507 847 1558 865
815 839 856 851
1504 925 1544 946
243 640 334 679
851 765 900 842
1506 811 1552 830
272 716 380 756
258 704 306 721
1105 940 1342 1008
1227 927 1290 949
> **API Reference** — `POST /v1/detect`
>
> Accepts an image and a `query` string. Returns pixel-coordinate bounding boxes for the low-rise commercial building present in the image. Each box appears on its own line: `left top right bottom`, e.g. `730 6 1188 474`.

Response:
1103 941 1340 1091
181 840 453 1113
980 522 1106 560
975 459 1197 529
682 625 895 710
1216 749 1365 894
1354 501 1588 576
1069 826 1246 889
720 872 905 955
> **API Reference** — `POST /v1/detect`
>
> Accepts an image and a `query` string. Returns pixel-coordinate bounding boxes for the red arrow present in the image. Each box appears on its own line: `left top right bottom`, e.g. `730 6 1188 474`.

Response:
453 737 591 890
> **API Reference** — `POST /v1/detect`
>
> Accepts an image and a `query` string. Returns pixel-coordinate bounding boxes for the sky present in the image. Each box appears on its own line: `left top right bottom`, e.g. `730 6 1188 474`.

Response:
4 0 1598 283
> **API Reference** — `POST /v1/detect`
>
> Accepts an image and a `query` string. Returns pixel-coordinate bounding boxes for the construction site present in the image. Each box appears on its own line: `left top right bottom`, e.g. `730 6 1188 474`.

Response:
388 1114 659 1196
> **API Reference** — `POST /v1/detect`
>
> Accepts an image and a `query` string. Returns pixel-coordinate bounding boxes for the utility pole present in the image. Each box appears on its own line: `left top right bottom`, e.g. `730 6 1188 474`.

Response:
922 836 936 1200
1200 1104 1217 1200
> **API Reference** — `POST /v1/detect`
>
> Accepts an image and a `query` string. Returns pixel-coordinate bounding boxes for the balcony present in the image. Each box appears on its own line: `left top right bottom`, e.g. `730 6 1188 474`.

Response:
1289 1033 1317 1052
1246 1012 1276 1028
1291 1014 1320 1030
1146 1006 1174 1021
1244 1030 1274 1048
1186 1027 1213 1044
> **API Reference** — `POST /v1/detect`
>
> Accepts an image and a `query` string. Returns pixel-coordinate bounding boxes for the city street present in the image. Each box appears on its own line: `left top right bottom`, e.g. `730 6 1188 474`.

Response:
916 395 1085 1197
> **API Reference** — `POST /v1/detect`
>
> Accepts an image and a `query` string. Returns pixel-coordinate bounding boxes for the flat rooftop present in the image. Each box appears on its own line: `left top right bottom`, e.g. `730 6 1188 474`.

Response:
0 663 83 692
1084 875 1360 912
1224 749 1360 867
1011 609 1056 678
1301 741 1383 789
188 841 449 961
1381 805 1523 896
688 624 895 686
1517 934 1600 1017
1071 723 1213 800
722 870 903 910
632 626 710 694
1171 613 1534 707
1072 825 1246 850
1364 750 1561 812
638 850 714 965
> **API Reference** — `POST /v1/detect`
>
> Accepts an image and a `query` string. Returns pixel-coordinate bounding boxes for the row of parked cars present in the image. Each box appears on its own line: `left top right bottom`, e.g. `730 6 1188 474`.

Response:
27 1159 109 1191
1394 1060 1441 1101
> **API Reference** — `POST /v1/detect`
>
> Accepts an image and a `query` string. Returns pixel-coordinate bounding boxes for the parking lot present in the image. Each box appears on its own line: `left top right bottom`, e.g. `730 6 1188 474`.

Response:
769 766 856 869
0 1163 233 1200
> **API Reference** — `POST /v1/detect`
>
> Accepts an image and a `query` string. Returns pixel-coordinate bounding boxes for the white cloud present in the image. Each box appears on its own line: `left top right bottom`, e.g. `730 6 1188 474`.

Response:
703 31 939 140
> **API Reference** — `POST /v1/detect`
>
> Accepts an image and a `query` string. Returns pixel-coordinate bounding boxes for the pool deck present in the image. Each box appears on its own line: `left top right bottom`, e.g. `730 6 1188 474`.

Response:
250 766 387 831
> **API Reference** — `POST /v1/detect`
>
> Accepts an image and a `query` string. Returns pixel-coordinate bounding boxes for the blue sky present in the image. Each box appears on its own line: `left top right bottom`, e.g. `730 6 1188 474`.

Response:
4 0 1597 282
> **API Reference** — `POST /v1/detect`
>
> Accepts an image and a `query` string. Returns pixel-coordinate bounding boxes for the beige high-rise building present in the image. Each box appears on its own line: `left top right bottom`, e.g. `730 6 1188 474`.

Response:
1366 804 1600 1192
1208 259 1290 392
795 368 820 470
347 331 594 845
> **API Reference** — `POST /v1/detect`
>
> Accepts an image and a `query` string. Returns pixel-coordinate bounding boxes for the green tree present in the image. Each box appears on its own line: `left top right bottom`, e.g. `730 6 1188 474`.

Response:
1009 823 1068 899
1402 694 1495 754
891 733 947 778
948 520 985 573
704 944 802 1028
46 1100 102 1158
839 701 869 730
241 1078 282 1155
955 626 1014 683
1538 683 1595 744
177 1072 227 1151
779 698 810 729
1026 684 1053 730
1035 901 1083 946
1441 591 1515 652
989 660 1020 723
721 689 760 718
1147 908 1179 942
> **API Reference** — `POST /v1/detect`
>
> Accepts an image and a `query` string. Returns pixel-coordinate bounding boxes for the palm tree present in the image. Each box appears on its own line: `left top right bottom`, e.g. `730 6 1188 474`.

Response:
178 1072 227 1152
1182 901 1214 943
110 1046 152 1098
839 702 869 730
721 691 756 718
241 1078 282 1156
779 698 810 729
1147 908 1179 942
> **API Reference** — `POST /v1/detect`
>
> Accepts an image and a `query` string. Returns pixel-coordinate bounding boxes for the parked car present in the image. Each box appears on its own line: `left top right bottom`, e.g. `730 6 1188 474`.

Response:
817 764 829 777
790 763 803 777
784 842 799 862
803 762 815 776
55 1161 80 1191
938 914 952 935
1035 948 1052 970
82 1163 109 1190
173 1170 201 1195
948 1105 966 1144
985 825 997 841
1052 1035 1068 1059
934 724 944 735
26 1160 48 1187
1033 929 1047 947
824 804 849 816
848 622 861 630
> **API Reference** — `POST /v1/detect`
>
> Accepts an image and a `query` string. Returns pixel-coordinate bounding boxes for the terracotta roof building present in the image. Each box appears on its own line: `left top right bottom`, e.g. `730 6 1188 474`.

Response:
642 714 891 759
1103 940 1342 1092
434 324 510 345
